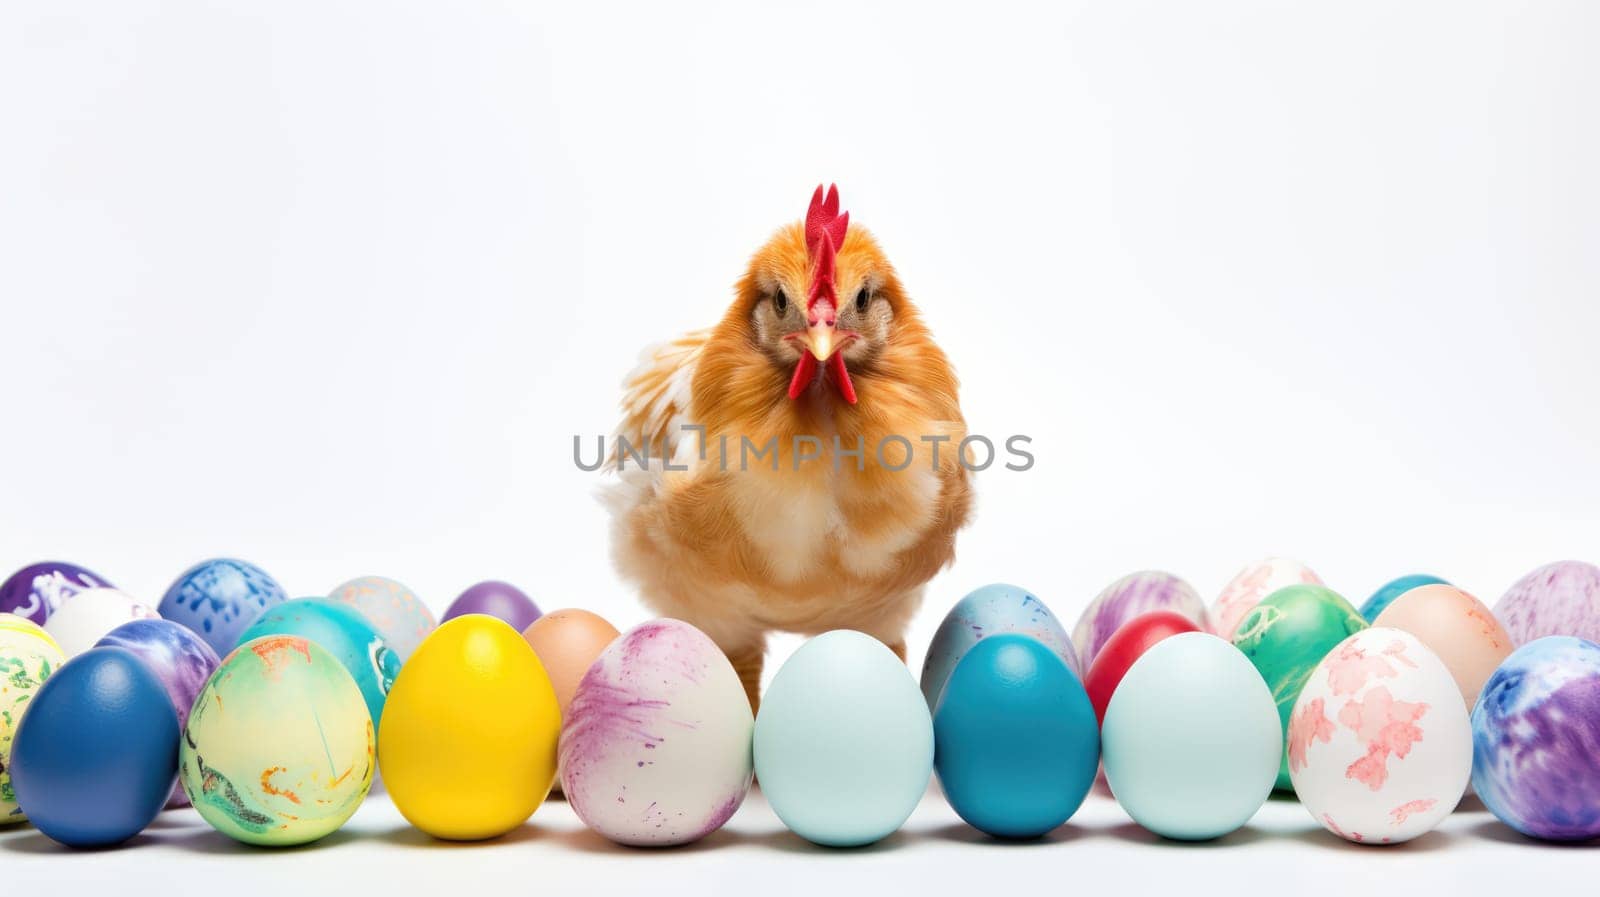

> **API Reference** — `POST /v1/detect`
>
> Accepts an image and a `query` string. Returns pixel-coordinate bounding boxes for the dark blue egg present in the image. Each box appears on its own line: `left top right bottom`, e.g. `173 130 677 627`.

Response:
157 558 287 657
933 634 1099 839
10 647 179 847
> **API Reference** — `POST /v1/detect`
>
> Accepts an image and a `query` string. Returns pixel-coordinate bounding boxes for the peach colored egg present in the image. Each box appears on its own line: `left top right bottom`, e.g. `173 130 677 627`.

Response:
522 609 621 713
1372 584 1513 710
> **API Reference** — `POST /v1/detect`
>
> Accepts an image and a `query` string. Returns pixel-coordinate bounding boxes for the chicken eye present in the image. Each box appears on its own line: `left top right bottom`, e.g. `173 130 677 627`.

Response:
773 289 789 316
854 288 870 313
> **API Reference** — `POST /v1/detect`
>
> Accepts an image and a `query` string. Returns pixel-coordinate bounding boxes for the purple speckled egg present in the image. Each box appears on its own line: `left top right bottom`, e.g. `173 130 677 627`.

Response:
1493 560 1600 646
559 619 753 846
0 561 113 625
1071 570 1209 671
94 619 222 807
441 581 541 631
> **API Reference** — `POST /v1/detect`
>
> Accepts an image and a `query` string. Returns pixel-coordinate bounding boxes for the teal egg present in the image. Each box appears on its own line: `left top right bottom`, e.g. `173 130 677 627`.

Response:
1102 632 1281 839
933 634 1098 838
754 630 932 847
236 598 400 727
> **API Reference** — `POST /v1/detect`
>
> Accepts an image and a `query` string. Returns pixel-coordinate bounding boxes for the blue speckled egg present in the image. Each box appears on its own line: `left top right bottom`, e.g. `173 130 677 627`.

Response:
158 558 287 656
755 631 932 847
921 583 1080 710
1360 573 1449 622
8 647 179 847
933 634 1098 839
236 598 401 728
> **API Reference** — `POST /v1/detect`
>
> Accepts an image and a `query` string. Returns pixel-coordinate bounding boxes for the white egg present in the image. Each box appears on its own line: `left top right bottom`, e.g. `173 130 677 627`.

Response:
1209 557 1324 639
43 588 157 657
559 619 753 846
1287 627 1471 844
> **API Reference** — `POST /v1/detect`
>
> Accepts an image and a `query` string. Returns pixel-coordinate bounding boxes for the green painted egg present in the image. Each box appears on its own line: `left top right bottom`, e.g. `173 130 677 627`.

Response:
180 635 373 845
1 614 66 823
1231 584 1366 790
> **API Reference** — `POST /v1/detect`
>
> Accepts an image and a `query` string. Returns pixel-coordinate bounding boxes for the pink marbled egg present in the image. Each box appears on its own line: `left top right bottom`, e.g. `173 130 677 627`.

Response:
1210 557 1324 639
1287 628 1470 844
559 619 753 846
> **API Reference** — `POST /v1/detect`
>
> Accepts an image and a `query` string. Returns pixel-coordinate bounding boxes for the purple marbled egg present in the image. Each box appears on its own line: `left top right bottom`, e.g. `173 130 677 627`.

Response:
1471 636 1600 841
1493 560 1600 646
559 619 753 847
441 580 541 631
0 561 113 624
1071 570 1209 671
95 618 222 807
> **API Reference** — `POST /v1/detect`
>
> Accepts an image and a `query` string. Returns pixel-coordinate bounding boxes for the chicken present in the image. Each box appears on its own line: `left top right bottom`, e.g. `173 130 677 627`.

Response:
603 185 972 711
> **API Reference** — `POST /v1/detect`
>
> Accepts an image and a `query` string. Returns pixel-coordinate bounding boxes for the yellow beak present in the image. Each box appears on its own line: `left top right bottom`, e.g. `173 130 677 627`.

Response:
804 320 837 361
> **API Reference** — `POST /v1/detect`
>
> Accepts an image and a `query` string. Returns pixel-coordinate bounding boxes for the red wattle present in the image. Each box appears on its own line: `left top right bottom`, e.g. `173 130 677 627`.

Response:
788 354 818 400
829 352 857 404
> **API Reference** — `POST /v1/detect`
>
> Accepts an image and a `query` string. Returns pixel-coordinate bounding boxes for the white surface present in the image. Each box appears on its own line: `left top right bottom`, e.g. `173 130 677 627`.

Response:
2 787 1592 893
1 0 1597 888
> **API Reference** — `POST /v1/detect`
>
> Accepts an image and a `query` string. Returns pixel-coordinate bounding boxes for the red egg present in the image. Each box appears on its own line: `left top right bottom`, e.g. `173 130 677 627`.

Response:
1083 610 1201 723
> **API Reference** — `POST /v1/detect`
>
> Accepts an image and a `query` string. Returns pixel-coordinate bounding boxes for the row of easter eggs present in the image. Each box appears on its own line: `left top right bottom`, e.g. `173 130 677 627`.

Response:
926 558 1600 845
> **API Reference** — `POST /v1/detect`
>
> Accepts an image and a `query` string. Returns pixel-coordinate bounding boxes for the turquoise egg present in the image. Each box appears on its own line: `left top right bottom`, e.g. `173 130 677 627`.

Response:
920 583 1080 711
1360 573 1449 622
236 598 400 727
754 631 932 847
1102 632 1280 840
933 634 1098 838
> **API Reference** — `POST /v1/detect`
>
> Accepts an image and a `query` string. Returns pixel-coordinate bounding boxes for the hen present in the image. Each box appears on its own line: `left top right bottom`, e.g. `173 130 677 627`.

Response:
603 185 972 710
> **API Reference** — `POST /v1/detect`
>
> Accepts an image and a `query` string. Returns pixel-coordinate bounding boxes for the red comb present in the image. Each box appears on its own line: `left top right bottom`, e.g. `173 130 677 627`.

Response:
804 184 849 312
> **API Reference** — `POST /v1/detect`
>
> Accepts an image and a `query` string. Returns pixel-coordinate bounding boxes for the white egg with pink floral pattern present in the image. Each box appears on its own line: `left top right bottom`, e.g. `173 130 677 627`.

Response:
1287 627 1470 844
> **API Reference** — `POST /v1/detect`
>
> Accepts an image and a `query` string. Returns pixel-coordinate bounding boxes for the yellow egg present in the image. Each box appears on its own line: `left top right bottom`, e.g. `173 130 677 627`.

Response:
378 614 560 840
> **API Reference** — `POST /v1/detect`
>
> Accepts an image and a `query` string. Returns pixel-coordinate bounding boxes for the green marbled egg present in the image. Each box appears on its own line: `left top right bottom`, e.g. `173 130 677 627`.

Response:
181 635 373 845
1 614 66 823
1231 584 1366 790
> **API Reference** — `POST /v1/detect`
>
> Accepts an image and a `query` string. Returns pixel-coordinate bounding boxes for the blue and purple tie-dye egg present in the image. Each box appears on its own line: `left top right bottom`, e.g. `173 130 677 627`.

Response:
920 582 1081 711
1493 560 1600 646
158 558 288 657
1071 570 1209 671
94 619 222 807
0 562 113 625
1471 636 1600 841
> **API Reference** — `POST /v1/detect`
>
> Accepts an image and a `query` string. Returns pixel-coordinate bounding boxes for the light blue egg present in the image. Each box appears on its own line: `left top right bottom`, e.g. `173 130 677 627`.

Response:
754 630 932 847
933 634 1098 838
1359 573 1449 622
235 597 400 728
920 583 1080 710
158 558 288 657
1101 632 1280 840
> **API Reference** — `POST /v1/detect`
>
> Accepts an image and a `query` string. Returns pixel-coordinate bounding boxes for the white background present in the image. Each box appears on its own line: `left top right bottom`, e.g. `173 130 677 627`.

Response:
2 0 1597 888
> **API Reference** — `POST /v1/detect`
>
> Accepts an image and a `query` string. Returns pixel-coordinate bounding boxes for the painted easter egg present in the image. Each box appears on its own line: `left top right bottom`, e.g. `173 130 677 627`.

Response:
1083 610 1201 723
1232 584 1367 789
1072 571 1208 671
380 616 561 840
1493 560 1600 645
159 558 288 657
0 615 65 823
1372 584 1512 710
1288 628 1471 844
443 581 541 631
933 634 1098 839
0 562 113 625
9 647 178 847
94 619 221 807
237 598 400 729
1210 557 1323 639
44 588 157 657
181 636 373 846
1102 632 1280 840
1360 573 1449 623
329 575 435 662
561 619 753 846
1471 636 1600 841
755 631 932 847
522 609 621 714
920 582 1080 712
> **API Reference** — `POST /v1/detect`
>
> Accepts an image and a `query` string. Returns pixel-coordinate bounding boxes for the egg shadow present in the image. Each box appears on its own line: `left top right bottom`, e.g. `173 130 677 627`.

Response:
543 824 761 855
372 823 548 849
923 821 1090 846
1282 826 1454 852
1468 820 1598 848
152 826 362 855
0 830 163 855
1102 822 1270 848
